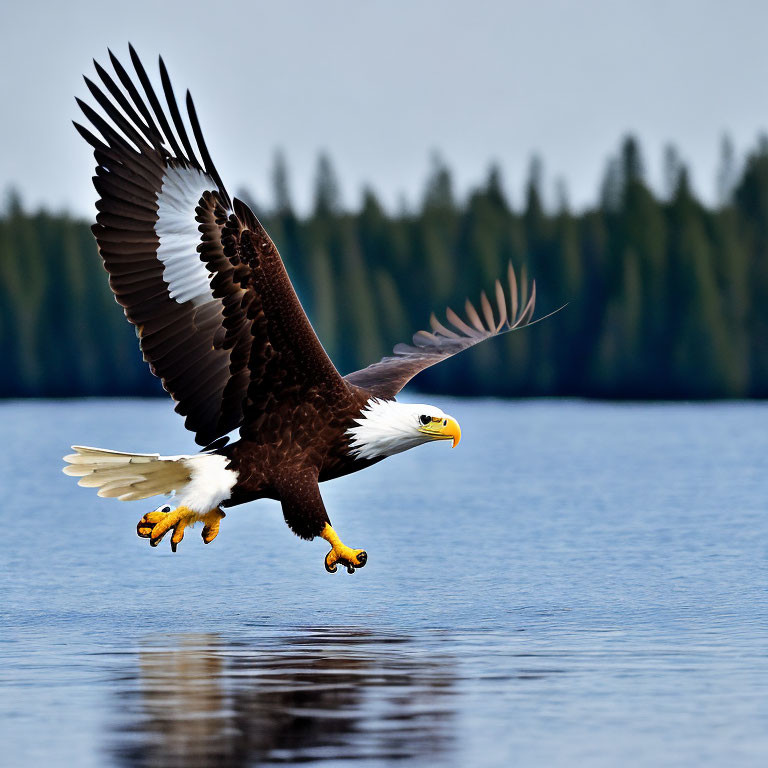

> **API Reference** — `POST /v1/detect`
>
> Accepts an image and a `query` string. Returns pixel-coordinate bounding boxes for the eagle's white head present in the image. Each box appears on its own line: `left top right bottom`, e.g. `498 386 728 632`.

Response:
346 399 461 460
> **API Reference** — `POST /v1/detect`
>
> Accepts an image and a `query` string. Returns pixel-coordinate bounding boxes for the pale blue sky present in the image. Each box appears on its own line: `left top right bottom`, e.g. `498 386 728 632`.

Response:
2 0 768 215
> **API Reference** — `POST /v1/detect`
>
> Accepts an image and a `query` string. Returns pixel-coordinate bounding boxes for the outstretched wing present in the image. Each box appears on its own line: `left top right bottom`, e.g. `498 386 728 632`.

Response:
344 263 537 399
75 47 347 446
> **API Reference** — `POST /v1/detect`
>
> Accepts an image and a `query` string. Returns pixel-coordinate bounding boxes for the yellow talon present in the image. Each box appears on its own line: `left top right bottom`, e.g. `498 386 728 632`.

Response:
136 509 167 538
320 523 367 574
201 509 225 544
136 505 225 551
147 506 188 547
170 517 188 551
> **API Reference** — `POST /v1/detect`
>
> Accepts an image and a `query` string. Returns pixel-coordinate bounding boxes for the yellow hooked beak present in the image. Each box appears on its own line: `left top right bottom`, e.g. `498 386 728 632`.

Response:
418 415 462 448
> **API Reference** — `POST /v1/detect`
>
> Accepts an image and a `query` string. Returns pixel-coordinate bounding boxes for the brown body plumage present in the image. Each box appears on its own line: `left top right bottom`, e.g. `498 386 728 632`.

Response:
63 47 544 572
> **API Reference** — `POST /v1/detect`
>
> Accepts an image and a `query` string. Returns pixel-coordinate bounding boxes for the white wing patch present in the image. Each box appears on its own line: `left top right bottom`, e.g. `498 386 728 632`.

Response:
156 164 222 306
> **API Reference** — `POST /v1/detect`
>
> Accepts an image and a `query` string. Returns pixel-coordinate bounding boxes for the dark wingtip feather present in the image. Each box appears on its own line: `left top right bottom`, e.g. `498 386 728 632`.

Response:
76 97 120 146
73 120 109 152
107 47 165 153
82 75 99 98
158 55 199 166
186 89 230 205
92 57 163 153
129 45 184 158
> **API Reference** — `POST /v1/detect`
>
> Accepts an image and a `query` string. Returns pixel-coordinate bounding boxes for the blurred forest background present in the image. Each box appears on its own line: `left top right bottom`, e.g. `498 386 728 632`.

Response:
2 133 768 400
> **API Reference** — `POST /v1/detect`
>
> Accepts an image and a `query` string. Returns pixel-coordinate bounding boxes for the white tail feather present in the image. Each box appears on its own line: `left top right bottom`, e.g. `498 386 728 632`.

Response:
63 446 238 511
63 446 192 501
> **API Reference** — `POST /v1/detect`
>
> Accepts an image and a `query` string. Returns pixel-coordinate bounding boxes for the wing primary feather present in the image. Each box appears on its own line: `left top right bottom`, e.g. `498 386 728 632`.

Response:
464 297 487 333
508 262 519 321
494 278 508 330
159 56 200 166
513 281 536 328
76 97 138 153
186 90 230 205
480 290 495 331
519 264 529 314
429 312 462 339
446 307 484 338
109 49 166 151
73 121 110 153
128 45 184 158
83 77 153 153
92 60 160 151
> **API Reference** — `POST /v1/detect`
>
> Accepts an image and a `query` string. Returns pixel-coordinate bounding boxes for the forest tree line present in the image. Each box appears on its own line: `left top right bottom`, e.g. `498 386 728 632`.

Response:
2 135 768 400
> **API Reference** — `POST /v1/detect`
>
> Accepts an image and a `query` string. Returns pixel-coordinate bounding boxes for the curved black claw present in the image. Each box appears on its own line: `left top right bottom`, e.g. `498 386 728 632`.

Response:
325 549 368 574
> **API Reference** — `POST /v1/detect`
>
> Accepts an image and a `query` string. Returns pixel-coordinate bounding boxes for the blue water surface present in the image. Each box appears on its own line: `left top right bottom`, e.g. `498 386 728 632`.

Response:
1 398 767 767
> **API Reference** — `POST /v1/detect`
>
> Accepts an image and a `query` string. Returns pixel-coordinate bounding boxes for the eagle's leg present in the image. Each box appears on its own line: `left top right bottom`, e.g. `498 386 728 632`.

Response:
277 471 367 574
137 506 226 551
321 524 367 574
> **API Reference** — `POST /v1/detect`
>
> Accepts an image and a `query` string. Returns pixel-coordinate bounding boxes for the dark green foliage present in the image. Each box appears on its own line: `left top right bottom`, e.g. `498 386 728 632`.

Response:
2 135 768 399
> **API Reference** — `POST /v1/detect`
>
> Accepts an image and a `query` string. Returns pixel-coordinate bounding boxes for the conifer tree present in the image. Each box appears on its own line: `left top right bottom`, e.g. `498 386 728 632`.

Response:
4 137 768 401
734 137 768 396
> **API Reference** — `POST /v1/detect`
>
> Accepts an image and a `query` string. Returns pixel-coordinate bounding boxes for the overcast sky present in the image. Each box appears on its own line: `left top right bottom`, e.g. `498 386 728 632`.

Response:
2 0 768 216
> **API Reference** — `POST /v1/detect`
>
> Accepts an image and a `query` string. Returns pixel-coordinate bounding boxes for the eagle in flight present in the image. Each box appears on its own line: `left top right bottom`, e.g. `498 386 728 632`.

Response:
63 47 542 573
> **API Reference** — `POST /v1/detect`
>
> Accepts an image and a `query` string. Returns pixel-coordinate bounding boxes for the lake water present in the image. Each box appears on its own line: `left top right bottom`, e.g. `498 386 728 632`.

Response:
1 398 767 767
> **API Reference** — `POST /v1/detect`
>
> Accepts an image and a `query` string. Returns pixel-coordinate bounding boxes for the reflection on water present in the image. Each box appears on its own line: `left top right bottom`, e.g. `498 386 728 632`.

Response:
6 400 768 766
109 630 456 767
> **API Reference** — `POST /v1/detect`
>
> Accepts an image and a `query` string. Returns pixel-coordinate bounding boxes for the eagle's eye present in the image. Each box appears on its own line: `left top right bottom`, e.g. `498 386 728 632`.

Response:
419 414 431 426
161 505 171 513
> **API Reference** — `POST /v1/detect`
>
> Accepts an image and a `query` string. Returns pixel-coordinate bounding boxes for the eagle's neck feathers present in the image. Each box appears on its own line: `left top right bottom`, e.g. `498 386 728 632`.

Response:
346 398 447 460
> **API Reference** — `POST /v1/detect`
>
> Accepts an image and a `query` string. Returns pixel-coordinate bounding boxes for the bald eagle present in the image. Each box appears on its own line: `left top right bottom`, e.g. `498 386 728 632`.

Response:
63 47 544 573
